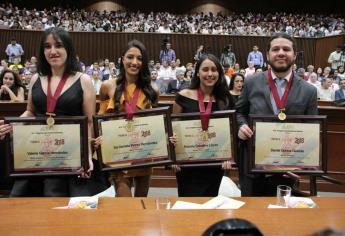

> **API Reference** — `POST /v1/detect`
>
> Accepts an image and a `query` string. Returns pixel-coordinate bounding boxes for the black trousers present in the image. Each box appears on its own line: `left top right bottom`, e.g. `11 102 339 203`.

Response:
237 140 295 196
176 166 223 197
10 159 109 197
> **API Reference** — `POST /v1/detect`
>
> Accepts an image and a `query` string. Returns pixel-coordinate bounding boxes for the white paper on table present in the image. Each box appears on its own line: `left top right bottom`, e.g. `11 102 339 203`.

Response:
171 201 206 209
288 197 317 208
203 195 245 209
67 196 98 209
171 196 245 210
52 196 99 209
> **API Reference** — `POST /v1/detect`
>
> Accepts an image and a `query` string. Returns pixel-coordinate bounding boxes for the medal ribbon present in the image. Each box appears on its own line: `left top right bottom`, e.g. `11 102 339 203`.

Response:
266 70 294 111
197 88 213 131
46 73 69 114
124 85 140 120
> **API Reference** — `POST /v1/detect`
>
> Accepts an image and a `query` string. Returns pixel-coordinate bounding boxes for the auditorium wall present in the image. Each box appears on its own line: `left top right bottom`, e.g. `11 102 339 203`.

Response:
0 29 344 69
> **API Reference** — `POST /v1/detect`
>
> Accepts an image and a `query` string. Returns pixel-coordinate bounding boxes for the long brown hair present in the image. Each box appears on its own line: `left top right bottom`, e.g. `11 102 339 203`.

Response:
0 69 25 99
190 54 234 110
114 39 158 112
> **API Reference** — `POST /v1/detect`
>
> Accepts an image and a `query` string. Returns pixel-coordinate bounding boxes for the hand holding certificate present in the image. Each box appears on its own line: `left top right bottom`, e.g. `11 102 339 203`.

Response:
248 115 327 174
93 107 175 171
4 116 89 177
172 110 237 167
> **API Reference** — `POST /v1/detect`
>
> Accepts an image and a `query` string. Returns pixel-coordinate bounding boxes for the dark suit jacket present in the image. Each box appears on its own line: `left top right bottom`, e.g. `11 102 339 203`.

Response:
167 80 190 94
335 89 345 100
236 72 318 127
235 71 318 196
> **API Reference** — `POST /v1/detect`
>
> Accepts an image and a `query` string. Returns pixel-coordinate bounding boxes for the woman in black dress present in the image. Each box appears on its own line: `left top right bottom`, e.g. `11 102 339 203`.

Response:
172 54 234 197
6 27 108 197
229 73 245 104
0 69 25 101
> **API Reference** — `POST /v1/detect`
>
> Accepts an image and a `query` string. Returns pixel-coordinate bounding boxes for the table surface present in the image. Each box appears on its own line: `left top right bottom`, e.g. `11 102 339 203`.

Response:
1 197 345 236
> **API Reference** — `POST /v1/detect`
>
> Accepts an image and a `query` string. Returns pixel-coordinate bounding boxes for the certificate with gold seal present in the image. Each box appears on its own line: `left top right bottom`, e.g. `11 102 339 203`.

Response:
93 107 175 171
4 116 89 177
249 115 327 174
171 110 237 167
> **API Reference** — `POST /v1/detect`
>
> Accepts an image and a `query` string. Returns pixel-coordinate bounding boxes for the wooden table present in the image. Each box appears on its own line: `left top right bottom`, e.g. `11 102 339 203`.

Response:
0 197 345 236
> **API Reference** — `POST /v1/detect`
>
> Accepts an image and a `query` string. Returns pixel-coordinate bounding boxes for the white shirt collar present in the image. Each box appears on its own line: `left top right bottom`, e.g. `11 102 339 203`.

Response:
271 70 293 82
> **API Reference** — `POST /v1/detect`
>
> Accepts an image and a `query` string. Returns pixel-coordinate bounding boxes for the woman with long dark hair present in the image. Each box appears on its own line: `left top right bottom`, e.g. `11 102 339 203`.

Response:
0 69 25 101
172 54 234 197
229 73 245 104
5 27 107 197
97 39 159 197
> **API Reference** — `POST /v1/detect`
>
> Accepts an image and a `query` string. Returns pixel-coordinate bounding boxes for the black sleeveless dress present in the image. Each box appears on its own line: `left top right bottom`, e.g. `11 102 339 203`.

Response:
10 76 109 197
0 86 20 101
175 93 226 197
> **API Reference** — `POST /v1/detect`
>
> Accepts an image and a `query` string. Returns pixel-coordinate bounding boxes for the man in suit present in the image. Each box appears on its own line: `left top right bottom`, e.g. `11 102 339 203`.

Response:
236 33 318 196
335 79 345 100
167 68 190 94
335 79 345 106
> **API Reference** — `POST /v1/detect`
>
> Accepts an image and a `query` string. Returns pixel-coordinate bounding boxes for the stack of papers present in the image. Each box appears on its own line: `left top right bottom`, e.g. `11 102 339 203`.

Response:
171 196 245 210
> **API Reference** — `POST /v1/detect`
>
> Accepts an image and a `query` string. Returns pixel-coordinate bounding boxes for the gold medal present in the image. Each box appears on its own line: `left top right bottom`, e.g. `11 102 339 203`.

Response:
125 120 134 132
278 110 286 121
201 130 209 141
46 116 55 126
46 112 56 126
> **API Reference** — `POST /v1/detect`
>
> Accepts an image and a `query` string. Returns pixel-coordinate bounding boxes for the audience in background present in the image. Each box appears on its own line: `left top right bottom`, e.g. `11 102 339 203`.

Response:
337 65 345 80
194 45 206 62
0 3 343 37
0 69 25 101
335 79 345 100
307 72 321 87
229 73 244 104
167 68 190 94
327 46 345 72
220 44 236 69
5 38 24 63
159 42 176 64
317 77 335 101
247 45 264 70
244 61 256 77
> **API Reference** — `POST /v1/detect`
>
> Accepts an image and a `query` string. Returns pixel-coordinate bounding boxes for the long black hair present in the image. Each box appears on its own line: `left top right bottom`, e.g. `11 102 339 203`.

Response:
114 39 158 111
0 69 25 100
229 73 245 91
37 27 80 76
190 54 234 110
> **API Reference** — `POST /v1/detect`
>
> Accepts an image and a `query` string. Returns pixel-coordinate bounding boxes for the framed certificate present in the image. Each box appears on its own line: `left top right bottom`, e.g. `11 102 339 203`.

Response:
248 115 327 174
4 116 89 177
171 110 237 167
93 107 175 171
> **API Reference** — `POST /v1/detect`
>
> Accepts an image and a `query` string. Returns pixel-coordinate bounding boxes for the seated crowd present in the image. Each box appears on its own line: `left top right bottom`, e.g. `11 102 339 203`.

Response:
1 51 344 102
0 3 344 37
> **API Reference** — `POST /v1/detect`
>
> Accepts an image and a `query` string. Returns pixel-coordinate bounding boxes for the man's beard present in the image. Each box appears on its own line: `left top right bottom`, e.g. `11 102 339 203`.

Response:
267 60 295 73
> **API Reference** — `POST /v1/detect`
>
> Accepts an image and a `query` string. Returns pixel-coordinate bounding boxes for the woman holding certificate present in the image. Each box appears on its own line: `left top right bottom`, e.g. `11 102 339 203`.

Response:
172 54 234 197
97 40 159 197
5 27 104 197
